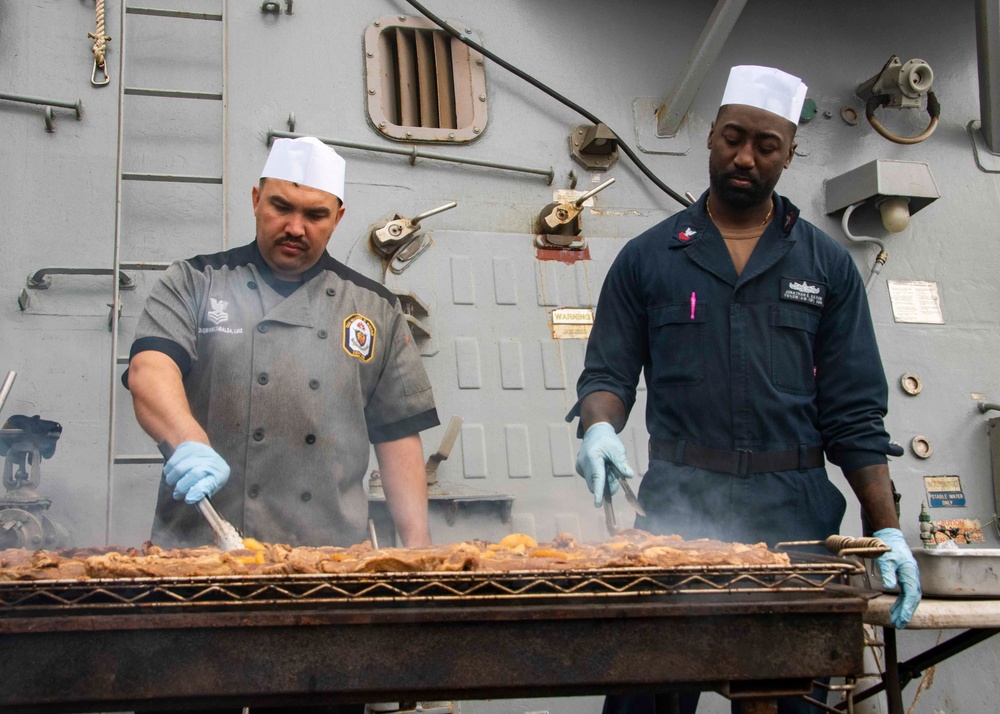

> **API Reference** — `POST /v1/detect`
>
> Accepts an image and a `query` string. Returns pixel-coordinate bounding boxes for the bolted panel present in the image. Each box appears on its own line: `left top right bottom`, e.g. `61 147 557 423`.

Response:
461 423 488 478
504 424 532 478
554 512 582 539
510 512 537 539
498 339 525 389
450 255 475 305
493 257 519 305
534 261 561 306
575 262 597 307
562 340 587 393
540 341 566 390
454 337 482 389
548 423 576 477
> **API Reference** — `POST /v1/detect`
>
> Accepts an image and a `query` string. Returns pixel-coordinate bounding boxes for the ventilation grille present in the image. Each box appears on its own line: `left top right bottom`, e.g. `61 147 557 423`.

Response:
365 16 488 143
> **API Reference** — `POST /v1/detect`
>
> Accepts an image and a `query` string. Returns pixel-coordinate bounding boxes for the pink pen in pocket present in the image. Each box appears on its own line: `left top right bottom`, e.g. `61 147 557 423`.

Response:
690 291 696 320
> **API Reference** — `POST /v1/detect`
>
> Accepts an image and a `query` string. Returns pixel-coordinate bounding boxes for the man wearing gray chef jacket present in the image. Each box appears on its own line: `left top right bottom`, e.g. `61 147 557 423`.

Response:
569 65 921 714
124 136 439 553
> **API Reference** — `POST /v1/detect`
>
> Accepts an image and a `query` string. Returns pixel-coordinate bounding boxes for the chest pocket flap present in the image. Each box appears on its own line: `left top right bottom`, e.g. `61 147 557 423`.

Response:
769 305 820 395
649 302 706 386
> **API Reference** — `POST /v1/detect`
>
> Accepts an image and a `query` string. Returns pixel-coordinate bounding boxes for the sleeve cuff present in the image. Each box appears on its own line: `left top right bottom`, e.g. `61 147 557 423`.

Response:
368 408 441 443
565 384 633 438
121 337 193 390
830 449 889 475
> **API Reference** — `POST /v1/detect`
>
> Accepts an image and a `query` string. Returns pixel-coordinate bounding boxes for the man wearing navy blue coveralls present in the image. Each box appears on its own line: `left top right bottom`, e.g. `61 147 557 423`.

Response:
569 66 921 714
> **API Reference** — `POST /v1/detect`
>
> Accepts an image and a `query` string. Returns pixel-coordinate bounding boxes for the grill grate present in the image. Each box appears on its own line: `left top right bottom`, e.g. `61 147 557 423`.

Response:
0 558 861 616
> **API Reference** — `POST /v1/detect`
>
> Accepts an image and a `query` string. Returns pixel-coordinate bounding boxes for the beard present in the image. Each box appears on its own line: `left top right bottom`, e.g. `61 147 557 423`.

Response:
709 167 774 210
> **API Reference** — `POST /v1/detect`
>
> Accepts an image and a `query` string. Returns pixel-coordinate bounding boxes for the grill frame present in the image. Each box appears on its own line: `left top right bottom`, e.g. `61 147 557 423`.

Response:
0 553 873 713
0 554 862 616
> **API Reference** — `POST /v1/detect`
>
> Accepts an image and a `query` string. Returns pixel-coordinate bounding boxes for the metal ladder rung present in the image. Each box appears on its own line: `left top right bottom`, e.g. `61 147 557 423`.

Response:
126 7 223 21
122 172 223 184
124 87 223 101
113 455 165 465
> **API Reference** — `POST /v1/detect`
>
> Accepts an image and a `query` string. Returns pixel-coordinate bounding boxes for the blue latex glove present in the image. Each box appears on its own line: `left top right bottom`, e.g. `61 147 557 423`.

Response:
874 527 922 628
575 422 636 508
163 441 231 504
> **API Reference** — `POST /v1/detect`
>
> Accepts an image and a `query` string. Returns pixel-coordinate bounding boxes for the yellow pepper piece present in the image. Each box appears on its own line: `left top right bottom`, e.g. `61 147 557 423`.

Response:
241 537 265 551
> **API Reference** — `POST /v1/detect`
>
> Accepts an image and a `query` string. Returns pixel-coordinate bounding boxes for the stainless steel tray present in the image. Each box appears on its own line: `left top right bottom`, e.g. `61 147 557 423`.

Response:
913 547 1000 598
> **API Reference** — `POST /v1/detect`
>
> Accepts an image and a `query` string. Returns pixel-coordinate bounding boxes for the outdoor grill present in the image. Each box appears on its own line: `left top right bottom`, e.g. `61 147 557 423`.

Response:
0 552 873 713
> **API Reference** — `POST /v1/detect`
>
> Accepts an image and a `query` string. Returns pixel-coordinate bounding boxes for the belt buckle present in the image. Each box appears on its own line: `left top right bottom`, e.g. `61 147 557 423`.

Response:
737 449 753 476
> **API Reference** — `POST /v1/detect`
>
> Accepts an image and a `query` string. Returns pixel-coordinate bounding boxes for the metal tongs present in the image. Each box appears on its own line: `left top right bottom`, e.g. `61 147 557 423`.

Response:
776 535 891 558
158 441 245 551
602 464 646 536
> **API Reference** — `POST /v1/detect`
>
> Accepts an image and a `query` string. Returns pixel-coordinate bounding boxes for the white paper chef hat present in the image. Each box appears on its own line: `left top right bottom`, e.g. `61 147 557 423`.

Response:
260 137 346 202
720 65 807 125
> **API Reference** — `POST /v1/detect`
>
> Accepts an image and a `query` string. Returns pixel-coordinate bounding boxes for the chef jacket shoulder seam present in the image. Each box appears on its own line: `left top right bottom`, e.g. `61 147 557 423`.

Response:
317 253 398 308
183 242 257 274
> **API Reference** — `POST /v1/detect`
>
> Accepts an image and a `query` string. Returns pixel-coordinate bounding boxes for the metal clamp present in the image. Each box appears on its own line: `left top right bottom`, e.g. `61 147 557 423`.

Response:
371 202 457 272
537 178 615 247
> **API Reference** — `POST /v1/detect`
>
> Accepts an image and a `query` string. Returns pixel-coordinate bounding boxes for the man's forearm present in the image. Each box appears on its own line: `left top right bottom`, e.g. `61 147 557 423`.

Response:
129 351 208 447
374 434 431 547
845 463 900 531
579 391 628 433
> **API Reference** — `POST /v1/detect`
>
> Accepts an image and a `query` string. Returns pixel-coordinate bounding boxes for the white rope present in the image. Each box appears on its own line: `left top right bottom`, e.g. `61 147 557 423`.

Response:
88 0 112 86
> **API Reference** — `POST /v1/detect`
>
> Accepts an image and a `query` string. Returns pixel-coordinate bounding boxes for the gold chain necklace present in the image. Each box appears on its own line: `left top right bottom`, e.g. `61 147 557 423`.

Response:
707 198 773 227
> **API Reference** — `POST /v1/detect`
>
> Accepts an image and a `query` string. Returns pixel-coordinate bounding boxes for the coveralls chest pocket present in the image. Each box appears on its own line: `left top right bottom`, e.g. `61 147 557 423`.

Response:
648 303 706 386
769 305 820 395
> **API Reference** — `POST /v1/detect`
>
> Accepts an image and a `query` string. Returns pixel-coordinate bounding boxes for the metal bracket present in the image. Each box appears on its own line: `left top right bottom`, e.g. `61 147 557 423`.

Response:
968 120 1000 173
534 234 587 251
569 123 619 171
107 302 122 332
261 0 293 15
394 291 437 356
633 96 691 155
389 234 433 275
425 416 464 486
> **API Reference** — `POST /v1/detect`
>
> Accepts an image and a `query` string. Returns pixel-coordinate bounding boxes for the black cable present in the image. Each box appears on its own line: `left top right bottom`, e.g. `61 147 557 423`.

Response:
403 0 692 208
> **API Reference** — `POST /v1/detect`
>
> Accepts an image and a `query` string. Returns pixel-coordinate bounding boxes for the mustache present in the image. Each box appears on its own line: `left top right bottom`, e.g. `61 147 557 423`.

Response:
277 235 306 246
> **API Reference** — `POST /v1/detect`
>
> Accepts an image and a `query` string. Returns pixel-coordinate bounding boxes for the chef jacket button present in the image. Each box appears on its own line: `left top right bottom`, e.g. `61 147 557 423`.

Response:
317 330 328 339
309 379 320 390
252 429 265 441
301 491 312 502
326 287 336 296
305 434 316 445
247 280 258 290
248 485 260 499
257 373 269 385
257 323 268 333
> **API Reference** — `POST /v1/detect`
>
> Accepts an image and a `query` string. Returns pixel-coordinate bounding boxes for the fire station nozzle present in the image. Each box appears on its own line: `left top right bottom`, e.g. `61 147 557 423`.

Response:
855 55 939 144
370 201 457 258
538 178 616 244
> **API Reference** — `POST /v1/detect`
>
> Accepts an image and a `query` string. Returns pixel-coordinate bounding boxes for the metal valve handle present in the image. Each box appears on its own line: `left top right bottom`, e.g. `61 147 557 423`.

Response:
411 201 458 227
572 178 616 208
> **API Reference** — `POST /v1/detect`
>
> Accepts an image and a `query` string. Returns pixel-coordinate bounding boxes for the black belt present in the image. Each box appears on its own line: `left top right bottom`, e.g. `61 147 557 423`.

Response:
649 438 824 476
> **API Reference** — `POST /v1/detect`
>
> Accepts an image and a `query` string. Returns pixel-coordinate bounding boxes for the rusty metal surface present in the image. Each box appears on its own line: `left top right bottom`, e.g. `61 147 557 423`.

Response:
1 591 867 713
